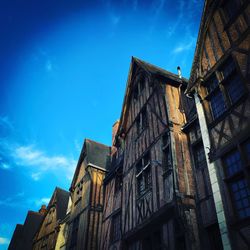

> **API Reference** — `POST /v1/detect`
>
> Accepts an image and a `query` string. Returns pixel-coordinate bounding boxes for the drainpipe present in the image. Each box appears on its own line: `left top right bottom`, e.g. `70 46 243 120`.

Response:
193 91 232 250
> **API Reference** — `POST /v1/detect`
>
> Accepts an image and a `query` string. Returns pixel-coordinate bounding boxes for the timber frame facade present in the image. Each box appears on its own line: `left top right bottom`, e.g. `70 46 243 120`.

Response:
100 57 200 250
9 1 250 249
187 0 250 249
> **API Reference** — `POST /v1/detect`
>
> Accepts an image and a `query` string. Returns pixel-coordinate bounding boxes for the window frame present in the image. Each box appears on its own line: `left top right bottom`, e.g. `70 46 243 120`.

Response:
204 57 247 122
136 152 152 197
133 75 146 101
110 212 121 243
136 107 148 137
222 139 250 221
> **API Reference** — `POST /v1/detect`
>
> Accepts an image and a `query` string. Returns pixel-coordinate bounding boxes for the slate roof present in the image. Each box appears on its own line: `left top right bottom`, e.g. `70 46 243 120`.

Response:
133 57 188 84
70 139 110 189
186 0 215 93
47 187 70 221
117 57 188 135
9 212 44 250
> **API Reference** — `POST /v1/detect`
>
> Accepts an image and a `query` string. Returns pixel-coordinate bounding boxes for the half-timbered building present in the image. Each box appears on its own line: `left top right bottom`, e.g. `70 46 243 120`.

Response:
8 206 45 250
33 187 69 250
186 0 250 249
101 57 200 250
66 139 110 250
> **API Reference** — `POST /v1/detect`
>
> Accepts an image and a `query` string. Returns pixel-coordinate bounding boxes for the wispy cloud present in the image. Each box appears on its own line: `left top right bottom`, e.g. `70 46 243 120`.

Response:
172 37 196 54
34 197 50 207
0 116 76 181
14 145 76 180
0 192 50 209
0 237 9 245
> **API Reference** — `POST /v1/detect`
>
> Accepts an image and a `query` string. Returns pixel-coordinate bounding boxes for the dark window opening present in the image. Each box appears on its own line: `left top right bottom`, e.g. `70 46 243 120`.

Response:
114 171 123 194
205 58 246 121
110 213 121 243
136 108 147 136
206 224 223 250
223 146 250 220
193 143 207 169
162 132 172 173
221 59 245 105
134 75 146 100
141 230 162 250
136 152 151 196
209 90 226 119
222 0 241 21
70 216 79 249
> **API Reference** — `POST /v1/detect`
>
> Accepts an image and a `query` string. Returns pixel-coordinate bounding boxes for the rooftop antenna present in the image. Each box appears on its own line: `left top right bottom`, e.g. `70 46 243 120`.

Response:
177 66 182 79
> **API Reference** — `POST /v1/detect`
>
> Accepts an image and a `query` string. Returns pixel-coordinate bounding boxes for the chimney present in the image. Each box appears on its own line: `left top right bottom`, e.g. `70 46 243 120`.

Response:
111 120 120 155
177 66 182 79
39 205 47 215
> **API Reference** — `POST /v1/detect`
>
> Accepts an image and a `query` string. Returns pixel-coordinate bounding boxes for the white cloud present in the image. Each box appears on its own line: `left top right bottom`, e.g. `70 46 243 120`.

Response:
14 145 76 181
34 197 50 207
31 172 42 181
172 37 196 54
0 237 9 245
45 60 53 72
0 163 10 170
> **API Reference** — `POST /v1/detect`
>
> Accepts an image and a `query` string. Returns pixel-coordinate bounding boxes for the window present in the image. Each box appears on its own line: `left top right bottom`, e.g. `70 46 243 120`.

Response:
111 213 121 242
134 75 145 100
189 121 202 144
46 207 55 225
74 179 83 205
193 143 207 169
223 145 250 220
114 170 123 194
222 0 241 21
229 179 250 219
206 224 223 250
136 152 151 196
205 59 245 121
162 133 172 173
41 235 49 249
221 60 245 105
70 216 79 249
136 108 147 135
206 76 226 119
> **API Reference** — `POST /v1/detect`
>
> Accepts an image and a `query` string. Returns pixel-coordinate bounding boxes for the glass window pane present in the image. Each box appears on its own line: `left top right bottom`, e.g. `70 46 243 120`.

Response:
225 74 244 104
207 76 219 94
210 91 226 119
229 178 250 219
224 150 242 177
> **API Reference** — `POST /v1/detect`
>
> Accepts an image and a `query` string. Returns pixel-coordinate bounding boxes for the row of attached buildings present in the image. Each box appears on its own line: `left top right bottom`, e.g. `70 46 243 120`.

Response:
9 0 250 249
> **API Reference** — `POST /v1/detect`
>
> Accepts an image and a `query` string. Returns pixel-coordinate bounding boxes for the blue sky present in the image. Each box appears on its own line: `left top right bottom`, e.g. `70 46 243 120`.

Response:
0 0 203 248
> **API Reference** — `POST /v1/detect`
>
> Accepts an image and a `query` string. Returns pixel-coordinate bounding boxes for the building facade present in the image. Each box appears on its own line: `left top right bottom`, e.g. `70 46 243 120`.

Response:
9 1 250 249
33 188 69 250
187 0 250 249
66 139 110 250
100 57 200 250
8 207 45 250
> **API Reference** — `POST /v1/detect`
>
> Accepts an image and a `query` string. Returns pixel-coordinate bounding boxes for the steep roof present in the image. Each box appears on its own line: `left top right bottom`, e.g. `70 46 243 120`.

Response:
47 187 70 221
9 211 44 250
117 57 188 135
85 139 110 169
133 57 188 84
186 0 216 93
70 139 110 189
